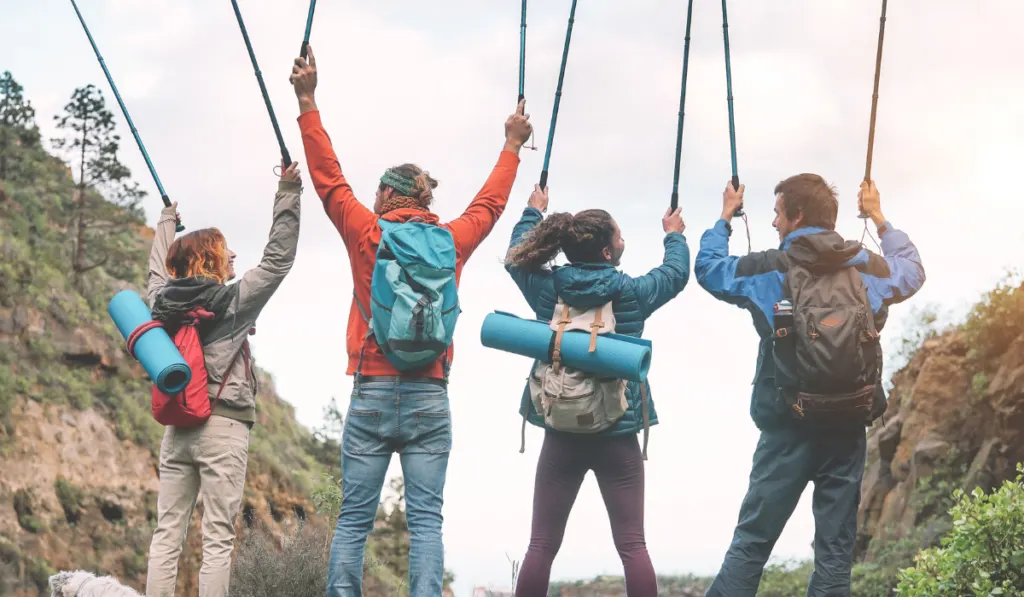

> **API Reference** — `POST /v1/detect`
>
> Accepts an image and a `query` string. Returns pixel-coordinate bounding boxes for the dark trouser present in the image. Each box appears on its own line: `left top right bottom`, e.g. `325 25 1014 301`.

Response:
706 424 867 597
515 430 657 597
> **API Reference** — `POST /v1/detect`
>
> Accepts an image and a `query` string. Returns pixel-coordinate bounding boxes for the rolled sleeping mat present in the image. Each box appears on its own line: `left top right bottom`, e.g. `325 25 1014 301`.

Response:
108 290 192 394
480 311 652 382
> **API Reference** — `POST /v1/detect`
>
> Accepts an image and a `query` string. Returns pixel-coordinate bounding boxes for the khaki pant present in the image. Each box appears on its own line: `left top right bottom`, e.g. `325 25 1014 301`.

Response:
146 415 250 597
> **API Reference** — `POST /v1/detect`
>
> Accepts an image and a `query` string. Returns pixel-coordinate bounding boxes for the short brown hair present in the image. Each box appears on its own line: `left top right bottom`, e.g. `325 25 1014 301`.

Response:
774 173 838 230
166 228 230 283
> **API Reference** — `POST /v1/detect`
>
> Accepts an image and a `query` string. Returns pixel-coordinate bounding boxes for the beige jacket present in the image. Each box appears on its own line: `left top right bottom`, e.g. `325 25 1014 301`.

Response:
146 180 302 424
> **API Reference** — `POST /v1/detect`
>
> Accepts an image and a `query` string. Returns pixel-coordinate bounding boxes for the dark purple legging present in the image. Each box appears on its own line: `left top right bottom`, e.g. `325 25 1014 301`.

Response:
515 430 657 597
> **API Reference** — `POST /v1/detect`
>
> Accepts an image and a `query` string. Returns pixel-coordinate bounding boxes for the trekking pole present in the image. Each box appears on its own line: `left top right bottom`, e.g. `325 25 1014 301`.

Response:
862 0 888 219
518 0 537 151
539 0 579 190
670 0 695 212
300 0 316 61
68 0 183 232
229 0 292 169
721 0 743 218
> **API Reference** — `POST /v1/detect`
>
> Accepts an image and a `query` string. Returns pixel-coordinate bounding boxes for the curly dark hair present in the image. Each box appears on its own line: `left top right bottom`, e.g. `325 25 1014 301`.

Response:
505 209 616 270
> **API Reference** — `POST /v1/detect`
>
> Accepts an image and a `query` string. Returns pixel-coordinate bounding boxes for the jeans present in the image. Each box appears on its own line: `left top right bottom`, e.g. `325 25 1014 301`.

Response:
516 431 656 597
326 380 452 597
705 424 867 597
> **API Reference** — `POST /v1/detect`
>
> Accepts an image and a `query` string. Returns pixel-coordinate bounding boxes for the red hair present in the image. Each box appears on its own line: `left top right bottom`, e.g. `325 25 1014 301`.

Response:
165 228 230 283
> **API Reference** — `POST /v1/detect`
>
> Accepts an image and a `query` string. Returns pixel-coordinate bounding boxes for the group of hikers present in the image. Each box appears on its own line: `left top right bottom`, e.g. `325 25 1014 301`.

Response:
138 43 925 597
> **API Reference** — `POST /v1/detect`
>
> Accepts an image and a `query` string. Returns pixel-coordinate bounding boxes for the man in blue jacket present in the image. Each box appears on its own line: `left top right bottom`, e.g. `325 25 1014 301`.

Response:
695 175 925 597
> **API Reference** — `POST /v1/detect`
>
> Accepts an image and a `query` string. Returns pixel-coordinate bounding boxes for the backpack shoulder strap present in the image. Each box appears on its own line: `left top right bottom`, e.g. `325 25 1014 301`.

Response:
551 302 572 374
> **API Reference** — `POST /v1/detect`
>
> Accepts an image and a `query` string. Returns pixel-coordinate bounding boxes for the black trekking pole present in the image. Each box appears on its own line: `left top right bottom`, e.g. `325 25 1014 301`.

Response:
518 0 537 151
539 0 579 190
229 0 292 169
862 0 888 219
721 0 743 218
69 0 183 231
670 0 696 212
300 0 316 61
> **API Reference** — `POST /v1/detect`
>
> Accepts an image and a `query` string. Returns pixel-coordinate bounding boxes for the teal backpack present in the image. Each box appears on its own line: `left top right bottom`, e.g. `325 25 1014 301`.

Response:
354 218 461 376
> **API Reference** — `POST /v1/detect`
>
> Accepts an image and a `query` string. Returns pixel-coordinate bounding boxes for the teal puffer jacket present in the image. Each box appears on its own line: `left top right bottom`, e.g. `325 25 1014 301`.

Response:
504 207 690 446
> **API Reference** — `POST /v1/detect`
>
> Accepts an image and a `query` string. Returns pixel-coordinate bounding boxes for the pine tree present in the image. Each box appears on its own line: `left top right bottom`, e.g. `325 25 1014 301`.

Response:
0 71 39 181
51 84 145 290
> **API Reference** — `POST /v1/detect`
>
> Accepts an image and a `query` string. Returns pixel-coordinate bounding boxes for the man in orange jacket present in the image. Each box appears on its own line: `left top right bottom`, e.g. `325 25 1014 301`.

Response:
290 46 533 597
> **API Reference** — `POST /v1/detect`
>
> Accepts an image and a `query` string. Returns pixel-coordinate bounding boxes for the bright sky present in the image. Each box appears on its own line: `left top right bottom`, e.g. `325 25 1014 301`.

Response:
5 0 1023 594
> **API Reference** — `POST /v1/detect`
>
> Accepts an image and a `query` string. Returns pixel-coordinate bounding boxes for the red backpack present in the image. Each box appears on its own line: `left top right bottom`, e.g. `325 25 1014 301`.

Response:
128 308 249 428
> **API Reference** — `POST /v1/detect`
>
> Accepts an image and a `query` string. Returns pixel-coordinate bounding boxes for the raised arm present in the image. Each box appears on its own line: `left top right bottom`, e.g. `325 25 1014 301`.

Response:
504 203 551 313
858 181 926 305
146 203 179 308
291 45 373 248
630 208 691 318
447 100 533 261
234 167 303 323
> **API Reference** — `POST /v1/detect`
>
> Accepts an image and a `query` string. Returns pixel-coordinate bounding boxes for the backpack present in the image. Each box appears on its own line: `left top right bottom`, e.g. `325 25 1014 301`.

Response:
129 308 249 428
772 250 882 426
526 299 631 435
355 218 461 375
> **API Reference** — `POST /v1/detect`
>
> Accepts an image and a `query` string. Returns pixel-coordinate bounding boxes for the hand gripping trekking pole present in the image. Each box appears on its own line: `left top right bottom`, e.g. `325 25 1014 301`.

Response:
862 0 888 219
670 0 696 212
721 0 743 219
68 0 183 232
300 0 316 61
518 0 537 151
539 0 579 190
229 0 292 169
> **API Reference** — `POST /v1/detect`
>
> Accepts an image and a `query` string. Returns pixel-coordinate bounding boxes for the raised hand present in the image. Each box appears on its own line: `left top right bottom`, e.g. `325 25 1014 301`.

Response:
505 99 533 152
528 184 549 212
290 44 318 112
663 207 685 234
722 180 745 220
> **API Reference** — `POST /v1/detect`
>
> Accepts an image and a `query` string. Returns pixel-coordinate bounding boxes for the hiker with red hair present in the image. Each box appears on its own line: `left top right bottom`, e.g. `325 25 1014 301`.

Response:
289 45 533 597
144 162 303 597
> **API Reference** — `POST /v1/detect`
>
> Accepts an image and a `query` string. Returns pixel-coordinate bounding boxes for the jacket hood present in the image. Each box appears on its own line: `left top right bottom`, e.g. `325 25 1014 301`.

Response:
151 276 235 325
551 263 624 309
782 227 867 274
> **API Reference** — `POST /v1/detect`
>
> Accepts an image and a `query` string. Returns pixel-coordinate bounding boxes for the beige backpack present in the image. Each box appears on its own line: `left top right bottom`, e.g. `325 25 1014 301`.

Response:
519 299 633 447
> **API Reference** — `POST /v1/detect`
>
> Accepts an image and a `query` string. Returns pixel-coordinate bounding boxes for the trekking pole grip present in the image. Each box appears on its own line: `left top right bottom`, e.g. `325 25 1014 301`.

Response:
732 174 745 218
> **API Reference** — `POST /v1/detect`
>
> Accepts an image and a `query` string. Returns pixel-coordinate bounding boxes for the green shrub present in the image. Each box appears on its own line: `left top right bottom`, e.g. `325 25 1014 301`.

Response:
896 464 1024 596
962 272 1024 363
230 521 332 597
755 559 814 596
55 476 84 525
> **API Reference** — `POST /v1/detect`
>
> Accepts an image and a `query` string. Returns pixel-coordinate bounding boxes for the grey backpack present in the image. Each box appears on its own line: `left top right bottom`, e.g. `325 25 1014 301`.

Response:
528 299 628 431
772 233 883 425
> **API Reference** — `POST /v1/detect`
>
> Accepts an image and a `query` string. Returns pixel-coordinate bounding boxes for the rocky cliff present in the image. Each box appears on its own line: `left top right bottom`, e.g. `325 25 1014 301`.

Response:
856 282 1024 577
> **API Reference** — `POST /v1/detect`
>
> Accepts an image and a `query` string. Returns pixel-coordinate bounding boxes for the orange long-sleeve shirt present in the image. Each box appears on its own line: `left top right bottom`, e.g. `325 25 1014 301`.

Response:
297 110 521 379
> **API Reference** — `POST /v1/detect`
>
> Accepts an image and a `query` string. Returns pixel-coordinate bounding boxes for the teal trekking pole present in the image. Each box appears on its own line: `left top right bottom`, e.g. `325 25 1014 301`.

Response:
518 0 537 151
229 0 292 168
721 0 743 218
539 0 579 190
300 0 316 61
670 0 695 212
68 0 183 231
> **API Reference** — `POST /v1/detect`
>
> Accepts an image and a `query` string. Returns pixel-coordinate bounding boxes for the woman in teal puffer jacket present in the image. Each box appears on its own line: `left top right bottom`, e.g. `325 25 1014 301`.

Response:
503 185 690 597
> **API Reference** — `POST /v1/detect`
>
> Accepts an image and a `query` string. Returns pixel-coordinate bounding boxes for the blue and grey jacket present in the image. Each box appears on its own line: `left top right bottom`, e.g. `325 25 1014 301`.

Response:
695 218 926 430
504 207 691 452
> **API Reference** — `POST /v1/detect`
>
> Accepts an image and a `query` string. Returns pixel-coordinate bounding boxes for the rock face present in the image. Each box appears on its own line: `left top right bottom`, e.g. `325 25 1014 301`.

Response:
856 330 1024 560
